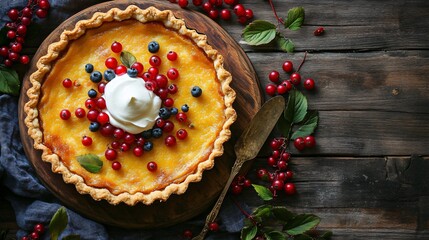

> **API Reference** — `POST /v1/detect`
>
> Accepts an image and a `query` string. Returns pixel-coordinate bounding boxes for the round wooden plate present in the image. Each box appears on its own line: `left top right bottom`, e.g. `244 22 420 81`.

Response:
18 0 262 229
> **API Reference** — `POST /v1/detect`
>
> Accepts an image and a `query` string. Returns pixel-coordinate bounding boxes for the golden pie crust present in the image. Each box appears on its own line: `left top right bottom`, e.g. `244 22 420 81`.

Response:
24 5 236 205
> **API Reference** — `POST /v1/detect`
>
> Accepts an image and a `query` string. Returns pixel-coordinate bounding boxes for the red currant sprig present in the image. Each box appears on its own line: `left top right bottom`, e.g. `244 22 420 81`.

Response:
1 0 51 67
21 223 45 240
172 0 254 24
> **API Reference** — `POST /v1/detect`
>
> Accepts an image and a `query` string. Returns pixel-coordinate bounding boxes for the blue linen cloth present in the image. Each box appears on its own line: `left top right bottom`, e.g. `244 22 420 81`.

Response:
0 1 248 239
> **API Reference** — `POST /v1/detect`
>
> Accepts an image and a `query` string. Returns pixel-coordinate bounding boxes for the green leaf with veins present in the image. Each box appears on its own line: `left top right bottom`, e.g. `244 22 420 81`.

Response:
0 65 20 96
276 36 295 53
276 115 292 138
252 204 273 222
284 7 305 30
284 90 307 124
284 214 321 236
291 110 319 140
272 206 295 223
120 51 137 68
241 225 258 240
252 184 273 201
49 207 68 240
242 20 277 45
265 230 287 240
77 154 103 173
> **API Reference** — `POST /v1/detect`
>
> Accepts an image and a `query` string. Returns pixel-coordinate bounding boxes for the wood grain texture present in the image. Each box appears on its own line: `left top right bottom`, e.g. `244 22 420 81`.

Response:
16 0 262 229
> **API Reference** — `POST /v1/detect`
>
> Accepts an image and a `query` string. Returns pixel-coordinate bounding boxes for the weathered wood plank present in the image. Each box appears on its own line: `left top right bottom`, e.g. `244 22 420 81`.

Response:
249 51 429 114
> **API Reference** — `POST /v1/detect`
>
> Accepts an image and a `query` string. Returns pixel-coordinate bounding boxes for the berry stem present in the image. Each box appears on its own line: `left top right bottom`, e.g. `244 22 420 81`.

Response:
268 0 284 25
230 196 258 226
296 51 308 73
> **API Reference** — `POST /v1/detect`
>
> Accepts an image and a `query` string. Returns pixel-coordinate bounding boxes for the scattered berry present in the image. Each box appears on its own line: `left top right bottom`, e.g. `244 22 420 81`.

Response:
112 161 122 170
111 41 122 53
167 51 178 61
62 78 73 88
282 60 293 73
60 109 71 120
293 137 305 151
304 78 315 90
147 161 157 172
314 27 325 36
82 136 92 146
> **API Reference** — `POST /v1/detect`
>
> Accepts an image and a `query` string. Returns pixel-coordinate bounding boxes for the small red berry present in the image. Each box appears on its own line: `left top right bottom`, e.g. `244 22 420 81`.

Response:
290 72 301 85
285 170 294 180
244 179 252 187
4 59 13 67
62 78 73 88
38 0 51 10
231 184 243 195
30 231 39 240
281 80 293 92
165 135 177 146
277 160 288 170
156 118 166 128
113 128 125 139
176 112 188 122
304 78 315 90
271 150 280 158
105 57 118 69
164 98 174 107
155 74 168 88
111 141 120 149
209 9 219 19
112 161 122 170
133 146 144 157
267 156 277 167
183 229 193 239
157 88 168 99
22 7 32 17
209 222 219 232
202 2 213 12
136 137 145 146
86 109 99 121
75 108 86 118
36 9 48 18
270 139 282 150
7 9 19 21
269 71 280 83
20 55 30 64
178 0 189 8
314 27 325 36
294 137 305 151
282 60 293 73
238 16 247 24
277 83 288 95
21 17 31 26
96 97 107 109
60 109 71 120
16 25 27 36
233 4 246 17
168 84 178 94
82 136 93 146
224 0 237 5
148 67 159 77
131 62 144 75
167 51 178 61
163 120 175 132
257 168 269 181
220 9 232 20
21 236 30 240
284 182 296 195
124 133 136 144
176 129 188 139
111 41 122 53
245 9 254 19
0 47 8 57
105 149 118 160
167 68 179 80
282 152 291 161
120 142 130 152
272 179 284 190
6 30 16 39
97 112 109 125
304 135 316 148
147 161 157 172
100 123 115 137
33 223 45 234
11 42 22 53
277 172 287 181
115 65 127 75
149 55 161 67
8 52 19 62
265 84 277 96
192 0 202 6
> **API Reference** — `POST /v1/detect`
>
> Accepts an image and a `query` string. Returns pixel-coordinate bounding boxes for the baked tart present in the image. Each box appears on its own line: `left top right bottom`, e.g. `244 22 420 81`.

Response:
24 5 236 205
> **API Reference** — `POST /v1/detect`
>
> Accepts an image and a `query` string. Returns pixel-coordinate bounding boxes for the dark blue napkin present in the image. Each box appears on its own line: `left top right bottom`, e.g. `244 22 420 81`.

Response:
0 1 248 239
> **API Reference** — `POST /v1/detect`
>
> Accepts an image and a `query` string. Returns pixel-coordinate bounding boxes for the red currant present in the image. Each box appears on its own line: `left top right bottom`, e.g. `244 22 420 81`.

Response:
231 184 243 195
60 109 71 120
96 97 106 109
22 7 32 17
20 55 30 64
270 139 282 150
111 41 122 53
176 129 188 139
164 98 174 107
0 47 8 57
178 0 189 8
267 156 277 167
272 179 284 190
111 141 120 149
238 16 248 24
282 60 293 73
21 17 31 26
62 78 73 88
224 0 237 5
105 57 118 69
168 84 178 94
294 137 305 151
33 223 45 234
277 83 288 95
281 80 293 92
285 170 294 179
167 68 179 80
192 0 202 6
156 118 166 128
133 146 144 157
147 161 157 172
100 123 115 137
290 72 301 85
157 88 168 99
269 71 280 83
284 182 296 195
304 135 316 148
11 42 22 53
112 161 122 170
314 27 325 36
257 168 269 181
155 74 168 88
209 9 219 19
148 67 159 76
209 222 219 232
7 9 19 21
202 2 213 12
75 108 86 118
277 160 288 170
304 78 315 90
97 112 109 125
163 120 175 132
16 25 27 36
272 150 280 158
167 51 178 61
245 9 254 19
82 136 93 146
136 137 145 146
176 112 188 122
183 229 193 239
105 149 118 160
233 4 246 17
124 133 136 144
8 52 19 62
120 142 130 152
149 55 161 67
265 84 277 96
86 109 99 121
220 9 232 20
38 0 51 10
4 59 13 67
113 128 125 139
282 152 291 161
36 9 48 18
165 135 177 146
131 62 144 75
30 231 39 240
115 65 127 75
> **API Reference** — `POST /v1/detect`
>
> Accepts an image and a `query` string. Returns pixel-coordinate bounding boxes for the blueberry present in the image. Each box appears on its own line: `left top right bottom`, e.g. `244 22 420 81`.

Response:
151 128 163 138
90 71 102 83
143 141 153 151
159 107 171 120
191 86 202 97
88 89 97 98
148 41 160 53
141 130 152 139
85 63 94 73
89 122 100 132
104 69 116 81
127 68 138 78
181 104 189 112
170 107 178 115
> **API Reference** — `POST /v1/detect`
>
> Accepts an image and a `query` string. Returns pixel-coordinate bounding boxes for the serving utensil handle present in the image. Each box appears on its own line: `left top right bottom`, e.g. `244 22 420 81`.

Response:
192 158 244 240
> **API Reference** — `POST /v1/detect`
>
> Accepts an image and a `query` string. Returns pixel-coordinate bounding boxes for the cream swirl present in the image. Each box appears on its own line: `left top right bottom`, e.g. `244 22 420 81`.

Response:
103 74 161 134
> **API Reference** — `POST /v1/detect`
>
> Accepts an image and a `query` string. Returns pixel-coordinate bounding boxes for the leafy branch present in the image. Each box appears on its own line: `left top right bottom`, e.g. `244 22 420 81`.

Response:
242 6 305 53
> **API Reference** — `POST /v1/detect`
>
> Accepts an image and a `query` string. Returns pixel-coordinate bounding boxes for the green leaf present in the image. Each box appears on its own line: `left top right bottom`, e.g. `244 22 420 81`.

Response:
252 184 273 201
284 7 305 31
252 205 273 222
0 65 20 96
291 111 319 140
264 231 287 240
320 230 333 239
243 20 277 45
49 207 68 240
120 51 136 68
62 235 81 240
284 214 321 236
241 225 258 240
77 154 103 173
276 36 295 53
276 115 292 138
272 206 295 223
294 234 313 240
284 90 307 124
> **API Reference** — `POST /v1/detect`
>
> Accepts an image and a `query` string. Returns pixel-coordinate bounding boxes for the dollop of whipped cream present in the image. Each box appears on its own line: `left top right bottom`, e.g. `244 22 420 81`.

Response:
103 74 161 134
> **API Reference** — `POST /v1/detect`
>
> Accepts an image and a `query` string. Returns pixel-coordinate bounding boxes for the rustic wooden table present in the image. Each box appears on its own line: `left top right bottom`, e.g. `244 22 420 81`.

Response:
1 0 428 239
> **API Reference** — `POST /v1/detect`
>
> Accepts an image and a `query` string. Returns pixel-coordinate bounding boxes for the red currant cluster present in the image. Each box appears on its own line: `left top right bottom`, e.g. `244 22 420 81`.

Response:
170 0 253 24
257 138 296 197
59 41 196 172
265 58 316 96
1 0 50 67
293 135 315 151
20 223 44 240
230 175 252 195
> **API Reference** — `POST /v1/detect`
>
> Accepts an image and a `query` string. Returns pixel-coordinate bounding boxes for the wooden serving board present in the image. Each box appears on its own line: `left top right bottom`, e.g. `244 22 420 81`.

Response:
18 0 262 229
